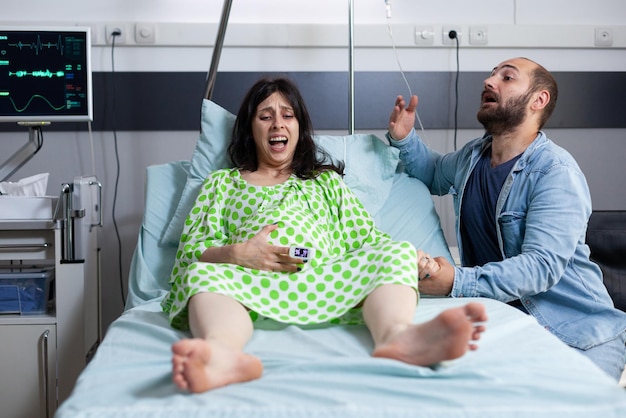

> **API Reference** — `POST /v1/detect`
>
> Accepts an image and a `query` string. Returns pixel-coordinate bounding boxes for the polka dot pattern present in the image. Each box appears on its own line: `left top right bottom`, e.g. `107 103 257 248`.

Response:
161 168 418 330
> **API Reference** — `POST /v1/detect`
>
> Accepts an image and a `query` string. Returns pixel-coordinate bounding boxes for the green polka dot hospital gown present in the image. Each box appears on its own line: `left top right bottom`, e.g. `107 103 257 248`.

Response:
162 168 418 330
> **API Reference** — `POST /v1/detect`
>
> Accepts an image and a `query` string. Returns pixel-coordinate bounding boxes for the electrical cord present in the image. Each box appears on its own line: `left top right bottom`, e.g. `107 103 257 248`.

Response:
87 121 96 176
448 30 460 151
109 30 126 308
34 126 44 153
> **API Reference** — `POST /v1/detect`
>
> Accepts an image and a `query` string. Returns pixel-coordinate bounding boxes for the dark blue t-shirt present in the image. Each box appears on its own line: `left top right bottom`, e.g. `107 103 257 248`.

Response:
460 147 521 267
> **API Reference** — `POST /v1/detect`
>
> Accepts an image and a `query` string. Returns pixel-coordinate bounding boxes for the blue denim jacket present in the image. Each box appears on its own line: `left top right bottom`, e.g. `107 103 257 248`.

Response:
389 129 626 350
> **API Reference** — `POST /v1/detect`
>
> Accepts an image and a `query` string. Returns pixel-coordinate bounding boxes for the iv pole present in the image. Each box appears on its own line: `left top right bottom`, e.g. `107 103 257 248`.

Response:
204 0 356 135
203 0 233 101
347 0 355 135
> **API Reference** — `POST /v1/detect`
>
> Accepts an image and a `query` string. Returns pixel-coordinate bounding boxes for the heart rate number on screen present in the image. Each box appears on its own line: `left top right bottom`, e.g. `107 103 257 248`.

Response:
289 246 311 262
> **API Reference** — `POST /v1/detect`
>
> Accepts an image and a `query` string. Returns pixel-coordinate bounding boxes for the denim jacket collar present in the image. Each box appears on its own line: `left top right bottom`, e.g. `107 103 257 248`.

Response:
470 131 547 175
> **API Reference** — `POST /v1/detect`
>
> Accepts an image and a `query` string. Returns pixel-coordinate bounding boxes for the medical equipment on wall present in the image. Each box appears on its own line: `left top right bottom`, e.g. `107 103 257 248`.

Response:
0 26 93 181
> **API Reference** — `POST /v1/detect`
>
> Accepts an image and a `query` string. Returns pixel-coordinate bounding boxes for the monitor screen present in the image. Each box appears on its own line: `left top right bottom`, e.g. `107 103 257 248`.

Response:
0 26 93 123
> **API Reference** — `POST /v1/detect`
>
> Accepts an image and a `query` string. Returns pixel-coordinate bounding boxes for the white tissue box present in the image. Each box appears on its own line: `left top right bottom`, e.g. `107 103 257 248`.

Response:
0 196 55 220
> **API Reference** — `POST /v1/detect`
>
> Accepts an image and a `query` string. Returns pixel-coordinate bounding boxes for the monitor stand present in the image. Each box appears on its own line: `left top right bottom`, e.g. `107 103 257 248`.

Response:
0 122 49 182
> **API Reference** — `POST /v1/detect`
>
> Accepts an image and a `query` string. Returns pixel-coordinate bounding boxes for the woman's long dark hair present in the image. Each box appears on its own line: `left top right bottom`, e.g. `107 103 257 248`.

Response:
228 77 344 179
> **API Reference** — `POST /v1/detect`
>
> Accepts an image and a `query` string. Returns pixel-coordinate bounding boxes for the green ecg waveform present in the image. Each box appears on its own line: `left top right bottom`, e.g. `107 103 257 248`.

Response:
8 35 64 55
4 95 66 113
9 69 65 78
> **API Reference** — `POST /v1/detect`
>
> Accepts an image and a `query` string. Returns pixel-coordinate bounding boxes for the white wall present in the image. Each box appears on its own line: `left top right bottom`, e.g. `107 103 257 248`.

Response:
1 0 625 330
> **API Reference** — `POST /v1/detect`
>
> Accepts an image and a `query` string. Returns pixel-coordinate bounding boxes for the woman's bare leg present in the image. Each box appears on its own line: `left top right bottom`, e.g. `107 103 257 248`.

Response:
171 292 263 393
363 284 487 366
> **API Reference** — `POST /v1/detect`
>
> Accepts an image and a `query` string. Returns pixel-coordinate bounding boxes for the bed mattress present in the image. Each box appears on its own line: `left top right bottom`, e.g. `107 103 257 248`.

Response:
55 296 626 418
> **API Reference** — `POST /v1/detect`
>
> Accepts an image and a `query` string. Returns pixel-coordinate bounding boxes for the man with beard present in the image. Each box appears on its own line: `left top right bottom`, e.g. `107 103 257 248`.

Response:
386 57 626 382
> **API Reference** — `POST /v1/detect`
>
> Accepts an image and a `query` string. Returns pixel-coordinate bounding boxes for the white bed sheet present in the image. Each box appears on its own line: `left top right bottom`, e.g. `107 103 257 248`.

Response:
56 297 626 418
55 160 626 418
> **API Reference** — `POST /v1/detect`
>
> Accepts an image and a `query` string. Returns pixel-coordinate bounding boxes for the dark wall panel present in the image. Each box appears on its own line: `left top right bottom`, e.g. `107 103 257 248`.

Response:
1 71 624 132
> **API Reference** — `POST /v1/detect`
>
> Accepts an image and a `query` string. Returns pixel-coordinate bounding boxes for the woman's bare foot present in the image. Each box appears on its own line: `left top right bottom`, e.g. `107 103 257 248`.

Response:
171 338 263 393
372 302 487 366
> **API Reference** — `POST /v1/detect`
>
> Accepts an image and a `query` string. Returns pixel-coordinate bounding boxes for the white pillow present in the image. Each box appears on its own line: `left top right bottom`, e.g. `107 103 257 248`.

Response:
160 99 399 245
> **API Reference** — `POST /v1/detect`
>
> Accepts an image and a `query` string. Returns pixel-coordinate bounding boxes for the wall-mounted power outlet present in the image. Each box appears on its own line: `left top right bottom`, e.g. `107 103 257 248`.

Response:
469 26 488 45
442 26 462 45
415 25 435 45
106 24 127 44
594 27 613 46
135 23 156 44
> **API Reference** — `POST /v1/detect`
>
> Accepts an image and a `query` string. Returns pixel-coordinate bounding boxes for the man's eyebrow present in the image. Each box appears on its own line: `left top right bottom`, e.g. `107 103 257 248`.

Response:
492 64 519 73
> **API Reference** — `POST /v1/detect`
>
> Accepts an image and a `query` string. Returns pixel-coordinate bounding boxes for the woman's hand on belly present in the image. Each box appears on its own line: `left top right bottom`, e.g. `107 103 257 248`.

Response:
228 223 303 273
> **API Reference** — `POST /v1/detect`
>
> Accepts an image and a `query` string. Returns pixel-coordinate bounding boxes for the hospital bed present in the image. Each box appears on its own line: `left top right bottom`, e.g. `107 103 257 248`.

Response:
54 98 626 418
56 2 626 414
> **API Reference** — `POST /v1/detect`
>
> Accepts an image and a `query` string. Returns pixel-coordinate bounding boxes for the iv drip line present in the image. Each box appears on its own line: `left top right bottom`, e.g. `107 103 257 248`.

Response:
384 1 426 137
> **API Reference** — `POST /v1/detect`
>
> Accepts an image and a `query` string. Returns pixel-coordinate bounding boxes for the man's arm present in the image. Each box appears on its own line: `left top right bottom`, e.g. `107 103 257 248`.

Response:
452 164 591 301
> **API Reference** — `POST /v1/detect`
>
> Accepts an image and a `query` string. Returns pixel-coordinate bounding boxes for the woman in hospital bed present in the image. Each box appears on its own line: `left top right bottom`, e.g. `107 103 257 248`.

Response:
160 77 487 393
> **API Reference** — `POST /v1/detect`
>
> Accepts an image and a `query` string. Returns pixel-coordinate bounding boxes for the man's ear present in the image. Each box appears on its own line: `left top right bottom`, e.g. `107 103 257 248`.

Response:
531 90 550 111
